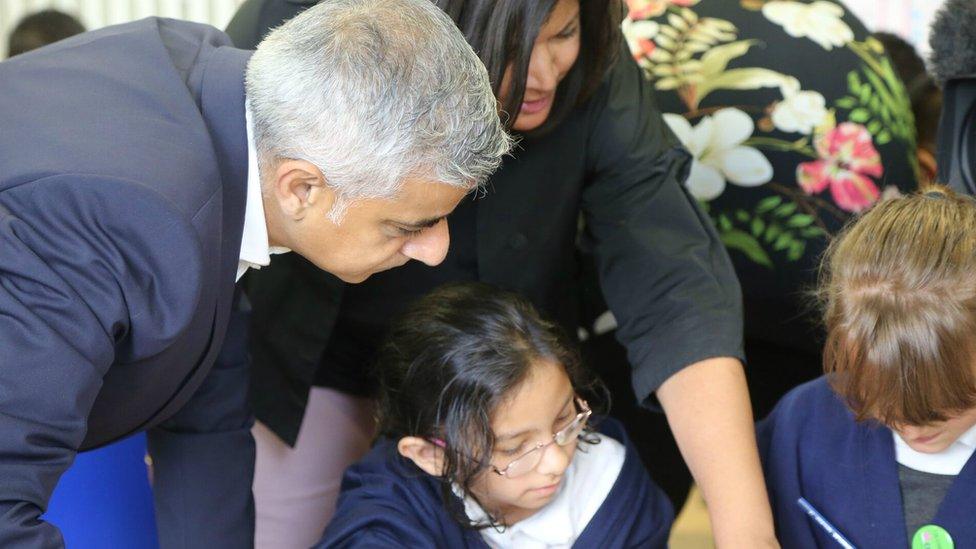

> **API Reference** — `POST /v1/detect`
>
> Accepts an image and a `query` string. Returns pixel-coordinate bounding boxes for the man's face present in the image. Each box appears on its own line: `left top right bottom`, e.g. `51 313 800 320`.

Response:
269 167 467 283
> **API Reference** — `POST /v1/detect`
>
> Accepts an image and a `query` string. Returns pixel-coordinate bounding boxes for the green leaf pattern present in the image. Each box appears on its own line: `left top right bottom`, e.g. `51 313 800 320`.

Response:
623 1 915 267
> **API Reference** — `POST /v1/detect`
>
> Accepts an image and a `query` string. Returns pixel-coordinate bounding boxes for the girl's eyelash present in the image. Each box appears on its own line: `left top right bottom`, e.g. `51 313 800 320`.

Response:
501 444 524 456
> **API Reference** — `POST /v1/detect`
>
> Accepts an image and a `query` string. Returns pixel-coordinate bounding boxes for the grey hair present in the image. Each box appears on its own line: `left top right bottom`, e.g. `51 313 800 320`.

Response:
245 0 512 220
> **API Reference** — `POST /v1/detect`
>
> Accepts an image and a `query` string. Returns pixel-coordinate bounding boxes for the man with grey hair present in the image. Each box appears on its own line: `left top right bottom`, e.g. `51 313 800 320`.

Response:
0 0 508 546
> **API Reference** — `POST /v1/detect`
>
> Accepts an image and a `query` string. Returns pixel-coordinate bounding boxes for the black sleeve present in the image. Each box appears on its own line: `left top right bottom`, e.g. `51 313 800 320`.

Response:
582 47 745 405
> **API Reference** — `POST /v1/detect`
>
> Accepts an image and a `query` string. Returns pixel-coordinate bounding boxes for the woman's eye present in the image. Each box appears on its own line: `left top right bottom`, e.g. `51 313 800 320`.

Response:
556 25 579 39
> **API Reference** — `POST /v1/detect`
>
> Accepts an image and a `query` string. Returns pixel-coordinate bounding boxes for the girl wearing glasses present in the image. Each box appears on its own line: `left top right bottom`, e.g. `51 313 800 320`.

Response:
316 282 673 547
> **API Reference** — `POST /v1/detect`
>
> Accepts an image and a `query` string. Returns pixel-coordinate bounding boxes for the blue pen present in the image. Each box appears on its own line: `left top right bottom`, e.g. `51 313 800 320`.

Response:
797 497 858 549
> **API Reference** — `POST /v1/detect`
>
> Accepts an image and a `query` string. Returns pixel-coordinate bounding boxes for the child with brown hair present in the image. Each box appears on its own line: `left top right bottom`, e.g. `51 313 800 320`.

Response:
759 186 976 547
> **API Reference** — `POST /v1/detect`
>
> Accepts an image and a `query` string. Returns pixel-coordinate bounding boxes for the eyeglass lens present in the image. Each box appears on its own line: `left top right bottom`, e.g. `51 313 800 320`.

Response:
502 409 590 478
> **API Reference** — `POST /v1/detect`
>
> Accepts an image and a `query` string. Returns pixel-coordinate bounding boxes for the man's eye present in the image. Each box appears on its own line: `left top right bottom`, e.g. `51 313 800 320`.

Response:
397 226 425 237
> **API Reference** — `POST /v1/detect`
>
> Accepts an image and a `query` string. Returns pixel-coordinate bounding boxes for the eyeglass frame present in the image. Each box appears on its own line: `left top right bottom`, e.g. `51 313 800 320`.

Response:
428 397 593 478
488 397 592 478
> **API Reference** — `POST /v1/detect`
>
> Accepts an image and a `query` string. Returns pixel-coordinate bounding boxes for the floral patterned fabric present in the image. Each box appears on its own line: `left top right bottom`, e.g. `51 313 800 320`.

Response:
622 0 918 414
623 0 918 414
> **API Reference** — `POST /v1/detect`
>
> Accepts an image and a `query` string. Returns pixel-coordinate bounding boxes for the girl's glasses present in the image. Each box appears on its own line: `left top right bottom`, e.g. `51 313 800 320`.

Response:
490 397 591 478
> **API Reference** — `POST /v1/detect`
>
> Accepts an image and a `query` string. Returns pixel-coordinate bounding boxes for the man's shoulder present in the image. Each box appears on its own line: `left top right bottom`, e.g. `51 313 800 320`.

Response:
0 173 210 316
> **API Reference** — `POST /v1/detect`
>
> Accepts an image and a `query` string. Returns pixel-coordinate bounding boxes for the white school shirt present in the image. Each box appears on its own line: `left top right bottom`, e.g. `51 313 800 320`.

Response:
461 434 626 549
237 104 290 282
894 423 976 475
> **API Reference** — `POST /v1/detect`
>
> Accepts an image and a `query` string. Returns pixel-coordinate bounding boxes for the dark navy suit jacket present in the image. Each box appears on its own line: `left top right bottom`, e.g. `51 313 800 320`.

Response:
0 19 255 548
317 417 674 548
758 378 976 547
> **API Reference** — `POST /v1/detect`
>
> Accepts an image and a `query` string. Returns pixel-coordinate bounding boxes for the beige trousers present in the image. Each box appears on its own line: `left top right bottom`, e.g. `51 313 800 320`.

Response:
252 387 376 549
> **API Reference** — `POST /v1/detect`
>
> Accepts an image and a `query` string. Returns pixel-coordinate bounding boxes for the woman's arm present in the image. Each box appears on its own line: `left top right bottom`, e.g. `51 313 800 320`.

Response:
658 357 778 548
581 44 778 546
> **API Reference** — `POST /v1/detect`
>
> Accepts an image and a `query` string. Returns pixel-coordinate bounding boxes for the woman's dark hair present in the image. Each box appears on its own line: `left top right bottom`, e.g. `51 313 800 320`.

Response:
375 281 606 527
434 0 622 133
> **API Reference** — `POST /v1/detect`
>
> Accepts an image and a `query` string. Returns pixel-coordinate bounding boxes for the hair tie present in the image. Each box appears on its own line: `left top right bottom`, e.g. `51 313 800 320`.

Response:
924 191 946 199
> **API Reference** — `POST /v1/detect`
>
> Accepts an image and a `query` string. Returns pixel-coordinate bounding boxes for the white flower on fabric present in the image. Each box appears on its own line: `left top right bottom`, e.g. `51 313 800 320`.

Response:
622 18 660 66
762 0 854 51
663 108 773 201
771 89 828 134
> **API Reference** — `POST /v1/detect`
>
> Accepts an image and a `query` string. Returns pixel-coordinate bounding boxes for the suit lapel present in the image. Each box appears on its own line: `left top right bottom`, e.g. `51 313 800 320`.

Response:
151 46 251 422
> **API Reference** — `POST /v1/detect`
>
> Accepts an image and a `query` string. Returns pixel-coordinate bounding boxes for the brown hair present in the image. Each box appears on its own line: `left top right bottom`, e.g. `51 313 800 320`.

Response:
820 185 976 426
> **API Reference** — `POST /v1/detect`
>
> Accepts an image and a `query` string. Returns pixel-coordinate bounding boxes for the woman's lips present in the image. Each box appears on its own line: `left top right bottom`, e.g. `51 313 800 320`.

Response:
520 94 553 115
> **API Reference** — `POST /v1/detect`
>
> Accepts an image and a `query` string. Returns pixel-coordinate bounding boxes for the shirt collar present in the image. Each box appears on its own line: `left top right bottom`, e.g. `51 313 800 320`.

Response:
459 478 574 547
893 422 976 476
957 421 976 449
237 102 289 281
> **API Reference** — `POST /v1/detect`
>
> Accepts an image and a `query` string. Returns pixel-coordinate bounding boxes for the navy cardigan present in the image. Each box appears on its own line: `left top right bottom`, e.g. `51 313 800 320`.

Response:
317 417 674 548
758 377 976 547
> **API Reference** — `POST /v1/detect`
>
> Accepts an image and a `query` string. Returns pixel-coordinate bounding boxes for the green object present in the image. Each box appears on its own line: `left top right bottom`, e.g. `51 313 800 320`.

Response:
912 525 954 549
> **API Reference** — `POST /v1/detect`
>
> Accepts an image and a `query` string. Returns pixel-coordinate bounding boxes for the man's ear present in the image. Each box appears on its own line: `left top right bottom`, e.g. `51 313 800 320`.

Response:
268 159 333 220
397 436 446 477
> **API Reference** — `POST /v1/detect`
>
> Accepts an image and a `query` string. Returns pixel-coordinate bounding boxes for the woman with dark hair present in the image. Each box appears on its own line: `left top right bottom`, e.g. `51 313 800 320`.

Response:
318 283 674 547
228 1 778 547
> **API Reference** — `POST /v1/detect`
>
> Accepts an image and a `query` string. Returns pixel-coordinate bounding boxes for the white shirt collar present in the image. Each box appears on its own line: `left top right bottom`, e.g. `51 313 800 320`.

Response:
893 422 976 476
237 102 290 282
460 434 626 549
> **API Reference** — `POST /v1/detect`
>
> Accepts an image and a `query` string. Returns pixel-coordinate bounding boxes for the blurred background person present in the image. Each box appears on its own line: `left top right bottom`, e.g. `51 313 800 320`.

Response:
874 31 942 183
7 9 84 58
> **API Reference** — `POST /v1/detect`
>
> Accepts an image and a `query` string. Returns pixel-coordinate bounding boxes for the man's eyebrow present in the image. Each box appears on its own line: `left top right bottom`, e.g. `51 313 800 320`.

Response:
390 216 444 230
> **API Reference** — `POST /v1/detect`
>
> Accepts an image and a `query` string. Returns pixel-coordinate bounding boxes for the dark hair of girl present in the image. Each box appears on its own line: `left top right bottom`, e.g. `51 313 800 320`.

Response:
434 0 623 133
375 282 607 527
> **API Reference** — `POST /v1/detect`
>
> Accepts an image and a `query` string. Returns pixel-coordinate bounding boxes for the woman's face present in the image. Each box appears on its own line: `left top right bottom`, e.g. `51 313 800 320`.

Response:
468 358 579 524
498 0 581 132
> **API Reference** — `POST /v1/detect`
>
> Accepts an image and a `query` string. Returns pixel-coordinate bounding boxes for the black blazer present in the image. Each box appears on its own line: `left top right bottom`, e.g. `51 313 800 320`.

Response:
229 1 744 446
0 20 254 547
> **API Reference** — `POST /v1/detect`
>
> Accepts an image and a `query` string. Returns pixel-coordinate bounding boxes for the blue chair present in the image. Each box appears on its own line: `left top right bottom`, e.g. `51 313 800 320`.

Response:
44 433 159 548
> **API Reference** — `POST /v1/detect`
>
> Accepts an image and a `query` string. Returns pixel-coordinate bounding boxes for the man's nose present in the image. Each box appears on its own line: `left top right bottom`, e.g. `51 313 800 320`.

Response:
401 219 450 266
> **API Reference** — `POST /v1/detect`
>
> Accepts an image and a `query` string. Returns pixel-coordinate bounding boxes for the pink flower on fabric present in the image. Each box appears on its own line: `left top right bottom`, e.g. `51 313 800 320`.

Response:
797 122 882 212
626 0 700 20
